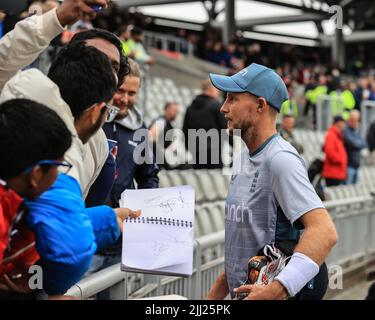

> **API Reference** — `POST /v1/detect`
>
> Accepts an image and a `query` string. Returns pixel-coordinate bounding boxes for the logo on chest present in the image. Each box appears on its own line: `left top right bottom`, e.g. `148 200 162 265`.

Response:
250 171 260 193
230 174 238 185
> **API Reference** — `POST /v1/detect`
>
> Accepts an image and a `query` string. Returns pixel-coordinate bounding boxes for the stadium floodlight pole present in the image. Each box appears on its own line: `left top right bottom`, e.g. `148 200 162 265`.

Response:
223 0 235 46
332 28 345 70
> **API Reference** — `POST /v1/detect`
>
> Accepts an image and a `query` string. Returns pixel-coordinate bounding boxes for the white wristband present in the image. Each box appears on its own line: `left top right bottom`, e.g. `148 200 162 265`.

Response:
275 252 319 297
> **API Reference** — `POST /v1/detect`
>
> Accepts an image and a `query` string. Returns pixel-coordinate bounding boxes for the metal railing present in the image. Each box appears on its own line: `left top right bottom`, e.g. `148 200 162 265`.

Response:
360 100 375 138
138 63 150 114
67 230 225 300
325 196 375 268
143 31 194 56
67 196 375 300
316 95 343 132
316 96 375 137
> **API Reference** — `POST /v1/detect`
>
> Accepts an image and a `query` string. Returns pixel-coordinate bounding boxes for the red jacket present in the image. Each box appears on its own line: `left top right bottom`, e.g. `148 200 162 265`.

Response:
0 183 39 277
322 126 348 180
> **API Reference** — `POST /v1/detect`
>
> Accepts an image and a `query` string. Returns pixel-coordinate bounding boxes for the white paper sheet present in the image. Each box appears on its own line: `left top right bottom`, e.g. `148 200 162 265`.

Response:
120 186 195 276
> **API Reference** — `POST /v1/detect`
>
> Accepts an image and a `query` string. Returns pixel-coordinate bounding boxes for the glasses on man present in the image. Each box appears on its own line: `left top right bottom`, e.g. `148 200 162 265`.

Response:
105 104 120 123
23 160 73 175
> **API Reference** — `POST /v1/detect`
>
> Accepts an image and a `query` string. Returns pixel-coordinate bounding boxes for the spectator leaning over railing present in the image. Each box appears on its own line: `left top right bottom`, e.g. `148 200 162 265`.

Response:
70 28 132 204
0 99 72 300
343 110 367 185
87 59 158 289
322 116 348 187
0 42 140 297
1 1 134 232
0 0 110 93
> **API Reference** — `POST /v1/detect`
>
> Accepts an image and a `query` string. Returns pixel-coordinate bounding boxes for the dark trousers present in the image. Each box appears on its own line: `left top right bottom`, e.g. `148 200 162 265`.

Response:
366 282 375 300
325 178 345 187
295 263 329 300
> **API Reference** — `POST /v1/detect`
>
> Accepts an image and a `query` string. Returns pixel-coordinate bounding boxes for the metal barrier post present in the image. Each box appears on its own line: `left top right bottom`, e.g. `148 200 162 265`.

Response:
188 43 193 56
360 100 375 138
140 64 150 115
194 240 202 299
186 275 191 299
162 38 168 51
316 96 324 131
365 211 372 267
124 272 128 300
316 95 343 131
157 276 162 296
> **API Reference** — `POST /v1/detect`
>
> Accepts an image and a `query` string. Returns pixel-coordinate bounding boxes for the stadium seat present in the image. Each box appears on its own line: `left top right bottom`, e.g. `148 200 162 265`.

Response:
195 205 215 236
196 170 218 202
209 202 225 231
166 170 185 186
158 172 172 188
180 170 204 203
208 170 229 200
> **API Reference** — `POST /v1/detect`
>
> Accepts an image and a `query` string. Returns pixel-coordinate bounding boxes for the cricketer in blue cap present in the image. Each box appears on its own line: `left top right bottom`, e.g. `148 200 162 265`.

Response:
206 63 337 302
209 63 289 112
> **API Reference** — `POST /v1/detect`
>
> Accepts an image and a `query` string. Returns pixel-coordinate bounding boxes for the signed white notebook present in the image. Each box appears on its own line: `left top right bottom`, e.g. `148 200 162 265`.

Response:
119 185 195 276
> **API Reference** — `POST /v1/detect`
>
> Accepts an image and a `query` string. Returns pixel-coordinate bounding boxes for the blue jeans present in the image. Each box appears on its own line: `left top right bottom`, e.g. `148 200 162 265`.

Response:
86 253 121 275
346 167 359 185
85 253 121 300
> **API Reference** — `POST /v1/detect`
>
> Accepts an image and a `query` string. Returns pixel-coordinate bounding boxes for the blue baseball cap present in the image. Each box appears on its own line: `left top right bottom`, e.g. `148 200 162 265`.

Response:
209 63 289 112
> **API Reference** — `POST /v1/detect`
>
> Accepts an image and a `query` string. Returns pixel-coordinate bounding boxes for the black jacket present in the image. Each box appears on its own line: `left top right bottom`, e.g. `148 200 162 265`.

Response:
103 122 159 207
182 94 227 169
367 122 375 152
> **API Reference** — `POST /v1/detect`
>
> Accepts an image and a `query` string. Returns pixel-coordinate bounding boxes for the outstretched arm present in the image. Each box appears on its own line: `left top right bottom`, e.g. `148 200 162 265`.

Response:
0 0 108 91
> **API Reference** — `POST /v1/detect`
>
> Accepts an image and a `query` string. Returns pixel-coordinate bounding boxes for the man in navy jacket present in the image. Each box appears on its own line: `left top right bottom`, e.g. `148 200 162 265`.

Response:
343 110 367 184
104 58 159 207
87 60 158 283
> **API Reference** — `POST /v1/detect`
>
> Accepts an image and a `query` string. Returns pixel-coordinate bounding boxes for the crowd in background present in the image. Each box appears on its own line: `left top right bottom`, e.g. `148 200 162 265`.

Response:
2 1 375 183
2 1 373 74
2 1 375 177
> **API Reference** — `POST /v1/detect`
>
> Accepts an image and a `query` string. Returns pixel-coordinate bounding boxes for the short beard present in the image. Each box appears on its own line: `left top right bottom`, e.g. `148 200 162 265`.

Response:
240 120 252 138
115 103 133 120
115 110 128 120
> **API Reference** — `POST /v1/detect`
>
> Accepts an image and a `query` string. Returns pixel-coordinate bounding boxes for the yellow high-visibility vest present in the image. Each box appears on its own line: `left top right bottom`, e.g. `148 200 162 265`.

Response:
121 39 136 56
329 90 356 120
309 85 328 104
281 98 299 117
